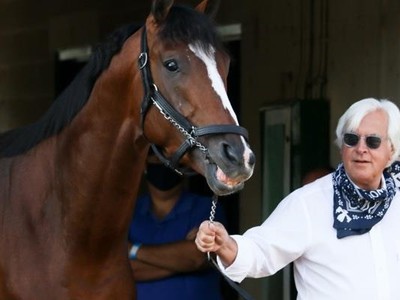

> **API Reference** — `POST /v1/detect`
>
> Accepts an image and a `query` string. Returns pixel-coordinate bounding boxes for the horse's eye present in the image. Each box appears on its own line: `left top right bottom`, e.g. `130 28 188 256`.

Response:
164 59 179 72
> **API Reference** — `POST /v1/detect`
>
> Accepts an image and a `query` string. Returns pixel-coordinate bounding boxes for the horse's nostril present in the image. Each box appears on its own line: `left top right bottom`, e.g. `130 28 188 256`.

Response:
223 143 243 165
248 152 256 166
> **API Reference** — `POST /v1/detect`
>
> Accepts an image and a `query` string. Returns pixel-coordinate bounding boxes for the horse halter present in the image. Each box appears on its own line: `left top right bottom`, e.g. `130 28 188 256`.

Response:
138 26 249 174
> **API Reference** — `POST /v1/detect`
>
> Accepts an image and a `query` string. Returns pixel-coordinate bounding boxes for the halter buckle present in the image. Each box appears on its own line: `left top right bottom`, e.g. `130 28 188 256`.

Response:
138 52 148 70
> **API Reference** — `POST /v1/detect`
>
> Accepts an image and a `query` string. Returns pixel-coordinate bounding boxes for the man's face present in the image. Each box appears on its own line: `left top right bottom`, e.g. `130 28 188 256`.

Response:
341 110 393 190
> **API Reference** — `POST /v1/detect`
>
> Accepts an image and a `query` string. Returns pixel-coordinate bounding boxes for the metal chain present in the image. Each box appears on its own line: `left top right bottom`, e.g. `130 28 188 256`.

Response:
206 194 254 300
207 194 218 261
151 94 219 260
209 194 218 223
152 98 208 153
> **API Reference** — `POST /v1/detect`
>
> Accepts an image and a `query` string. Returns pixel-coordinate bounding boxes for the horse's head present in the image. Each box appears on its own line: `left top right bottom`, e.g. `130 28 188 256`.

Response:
139 0 255 196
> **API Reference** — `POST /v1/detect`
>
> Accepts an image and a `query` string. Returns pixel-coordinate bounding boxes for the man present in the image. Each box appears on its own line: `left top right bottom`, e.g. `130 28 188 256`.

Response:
195 98 400 299
128 153 226 300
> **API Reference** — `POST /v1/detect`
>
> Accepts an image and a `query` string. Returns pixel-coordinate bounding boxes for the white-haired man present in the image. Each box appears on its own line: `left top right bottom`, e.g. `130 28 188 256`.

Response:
195 98 400 299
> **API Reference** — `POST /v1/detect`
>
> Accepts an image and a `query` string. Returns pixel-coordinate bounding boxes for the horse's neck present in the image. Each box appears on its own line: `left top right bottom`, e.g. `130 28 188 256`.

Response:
56 41 146 238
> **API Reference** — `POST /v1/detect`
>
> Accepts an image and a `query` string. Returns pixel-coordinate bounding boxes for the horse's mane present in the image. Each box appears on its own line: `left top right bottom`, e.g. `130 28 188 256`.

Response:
0 4 224 158
0 23 141 157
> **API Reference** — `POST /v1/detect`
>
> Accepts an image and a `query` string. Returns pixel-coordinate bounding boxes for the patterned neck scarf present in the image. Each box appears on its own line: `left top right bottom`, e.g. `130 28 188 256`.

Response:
333 161 400 239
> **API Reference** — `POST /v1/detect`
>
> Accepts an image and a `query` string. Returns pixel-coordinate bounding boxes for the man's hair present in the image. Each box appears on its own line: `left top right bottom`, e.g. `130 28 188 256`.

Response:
335 98 400 166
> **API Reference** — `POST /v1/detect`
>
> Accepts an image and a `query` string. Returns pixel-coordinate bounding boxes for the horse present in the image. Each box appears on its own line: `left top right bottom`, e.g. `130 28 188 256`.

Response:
0 0 255 298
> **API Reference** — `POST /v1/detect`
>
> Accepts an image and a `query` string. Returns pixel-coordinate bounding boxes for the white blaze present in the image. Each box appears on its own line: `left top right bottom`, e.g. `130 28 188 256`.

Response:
188 43 254 171
188 43 238 124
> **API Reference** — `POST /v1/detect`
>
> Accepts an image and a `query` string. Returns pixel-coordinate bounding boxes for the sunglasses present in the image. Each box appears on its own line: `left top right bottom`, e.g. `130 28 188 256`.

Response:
343 133 383 149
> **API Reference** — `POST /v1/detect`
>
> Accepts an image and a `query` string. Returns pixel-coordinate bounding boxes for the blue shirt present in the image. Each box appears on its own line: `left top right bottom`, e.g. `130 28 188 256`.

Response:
128 191 226 300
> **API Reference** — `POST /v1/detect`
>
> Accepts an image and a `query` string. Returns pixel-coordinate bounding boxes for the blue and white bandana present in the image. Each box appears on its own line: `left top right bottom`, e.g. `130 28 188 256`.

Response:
333 161 400 239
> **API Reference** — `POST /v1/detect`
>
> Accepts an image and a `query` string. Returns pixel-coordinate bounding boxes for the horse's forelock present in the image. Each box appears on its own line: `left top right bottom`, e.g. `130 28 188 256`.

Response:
158 5 223 53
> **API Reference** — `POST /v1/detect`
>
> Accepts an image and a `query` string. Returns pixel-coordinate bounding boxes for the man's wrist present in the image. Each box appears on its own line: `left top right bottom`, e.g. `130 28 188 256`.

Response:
129 243 142 260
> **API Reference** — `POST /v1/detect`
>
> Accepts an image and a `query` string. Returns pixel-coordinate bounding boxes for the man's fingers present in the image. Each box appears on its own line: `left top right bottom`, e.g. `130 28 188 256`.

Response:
195 222 217 252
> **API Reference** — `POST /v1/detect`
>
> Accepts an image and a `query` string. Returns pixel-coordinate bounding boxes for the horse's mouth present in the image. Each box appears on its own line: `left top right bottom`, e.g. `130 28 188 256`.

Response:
216 167 243 186
205 163 245 196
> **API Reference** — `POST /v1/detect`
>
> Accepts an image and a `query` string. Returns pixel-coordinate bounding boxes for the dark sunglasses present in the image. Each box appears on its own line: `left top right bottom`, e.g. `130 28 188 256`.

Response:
343 133 382 149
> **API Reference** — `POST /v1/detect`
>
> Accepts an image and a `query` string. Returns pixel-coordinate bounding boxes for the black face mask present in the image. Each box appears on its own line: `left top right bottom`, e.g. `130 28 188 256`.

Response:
145 163 183 191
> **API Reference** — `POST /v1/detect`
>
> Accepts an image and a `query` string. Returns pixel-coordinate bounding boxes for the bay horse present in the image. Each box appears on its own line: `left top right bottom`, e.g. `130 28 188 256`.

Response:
0 0 255 298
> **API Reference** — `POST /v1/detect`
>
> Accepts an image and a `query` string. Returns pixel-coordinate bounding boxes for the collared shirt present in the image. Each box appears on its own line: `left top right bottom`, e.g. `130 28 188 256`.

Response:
220 174 400 300
128 191 226 300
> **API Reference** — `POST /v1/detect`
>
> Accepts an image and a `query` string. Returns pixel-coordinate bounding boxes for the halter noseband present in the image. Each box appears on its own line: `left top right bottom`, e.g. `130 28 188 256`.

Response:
138 26 249 174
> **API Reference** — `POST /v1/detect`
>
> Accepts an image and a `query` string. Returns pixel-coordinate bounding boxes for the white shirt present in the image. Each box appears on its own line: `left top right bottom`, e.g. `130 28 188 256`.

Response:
220 174 400 300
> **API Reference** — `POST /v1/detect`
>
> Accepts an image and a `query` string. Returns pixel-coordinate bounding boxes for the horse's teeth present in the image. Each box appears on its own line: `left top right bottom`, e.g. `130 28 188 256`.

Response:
216 167 239 186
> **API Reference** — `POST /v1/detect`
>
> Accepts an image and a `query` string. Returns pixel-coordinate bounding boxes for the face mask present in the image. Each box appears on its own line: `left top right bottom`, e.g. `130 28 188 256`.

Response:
145 163 183 191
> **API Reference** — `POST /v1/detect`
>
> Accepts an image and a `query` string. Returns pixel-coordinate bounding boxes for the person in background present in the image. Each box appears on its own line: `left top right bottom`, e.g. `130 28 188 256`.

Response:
301 165 335 185
195 98 400 299
128 151 226 300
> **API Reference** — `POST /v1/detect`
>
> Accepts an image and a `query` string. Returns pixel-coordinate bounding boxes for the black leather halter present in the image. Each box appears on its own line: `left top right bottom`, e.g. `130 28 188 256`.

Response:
138 26 249 174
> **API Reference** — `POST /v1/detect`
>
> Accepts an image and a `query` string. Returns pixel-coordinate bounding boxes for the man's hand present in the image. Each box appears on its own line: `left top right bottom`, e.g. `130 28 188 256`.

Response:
195 220 238 268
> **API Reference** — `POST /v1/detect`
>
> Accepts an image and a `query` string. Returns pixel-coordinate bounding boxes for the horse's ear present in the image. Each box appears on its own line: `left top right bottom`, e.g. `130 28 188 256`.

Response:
151 0 174 23
195 0 220 18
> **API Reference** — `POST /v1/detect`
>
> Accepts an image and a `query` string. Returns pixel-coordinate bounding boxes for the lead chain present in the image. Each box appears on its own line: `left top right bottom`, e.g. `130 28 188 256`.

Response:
207 194 218 260
152 98 208 154
209 194 218 223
